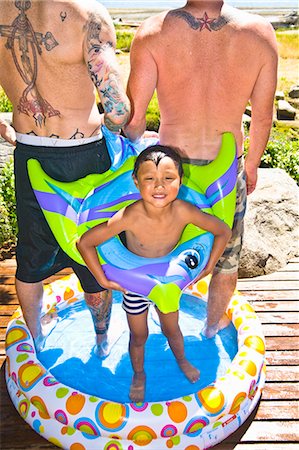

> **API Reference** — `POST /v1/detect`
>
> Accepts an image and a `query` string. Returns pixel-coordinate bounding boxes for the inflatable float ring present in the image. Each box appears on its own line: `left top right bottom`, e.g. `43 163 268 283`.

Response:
26 127 237 313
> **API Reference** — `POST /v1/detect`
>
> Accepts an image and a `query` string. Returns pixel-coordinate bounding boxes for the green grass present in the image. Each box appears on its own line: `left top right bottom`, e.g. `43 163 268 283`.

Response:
146 92 160 132
0 87 12 112
275 29 299 59
116 30 135 52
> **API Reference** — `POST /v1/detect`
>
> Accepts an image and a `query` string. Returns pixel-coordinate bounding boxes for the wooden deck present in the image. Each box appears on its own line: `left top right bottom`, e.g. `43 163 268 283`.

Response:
0 257 298 449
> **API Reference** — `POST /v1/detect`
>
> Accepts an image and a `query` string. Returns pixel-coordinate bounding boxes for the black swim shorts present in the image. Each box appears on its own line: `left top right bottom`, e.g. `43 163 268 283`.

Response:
14 137 111 293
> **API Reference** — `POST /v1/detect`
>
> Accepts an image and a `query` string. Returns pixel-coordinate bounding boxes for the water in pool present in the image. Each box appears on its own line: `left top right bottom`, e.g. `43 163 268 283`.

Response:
38 291 238 403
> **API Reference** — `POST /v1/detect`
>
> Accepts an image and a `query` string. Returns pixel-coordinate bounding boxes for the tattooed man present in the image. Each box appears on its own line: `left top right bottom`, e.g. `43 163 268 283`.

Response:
124 0 278 338
0 0 130 354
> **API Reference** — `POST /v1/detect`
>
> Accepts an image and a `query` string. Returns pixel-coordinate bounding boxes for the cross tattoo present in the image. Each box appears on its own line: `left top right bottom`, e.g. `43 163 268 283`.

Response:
0 1 60 127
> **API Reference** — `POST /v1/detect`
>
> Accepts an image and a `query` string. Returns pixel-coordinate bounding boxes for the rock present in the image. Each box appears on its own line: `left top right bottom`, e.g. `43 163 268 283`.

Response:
0 112 14 169
239 168 299 278
275 90 284 100
0 112 13 124
276 100 297 120
0 137 14 169
289 85 299 99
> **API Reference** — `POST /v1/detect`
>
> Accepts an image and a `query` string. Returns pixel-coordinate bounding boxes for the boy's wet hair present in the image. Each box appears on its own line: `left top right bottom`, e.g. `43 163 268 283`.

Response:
133 144 183 179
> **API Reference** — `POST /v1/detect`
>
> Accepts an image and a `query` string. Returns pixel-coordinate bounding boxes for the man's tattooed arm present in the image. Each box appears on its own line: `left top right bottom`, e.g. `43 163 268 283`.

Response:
83 12 130 133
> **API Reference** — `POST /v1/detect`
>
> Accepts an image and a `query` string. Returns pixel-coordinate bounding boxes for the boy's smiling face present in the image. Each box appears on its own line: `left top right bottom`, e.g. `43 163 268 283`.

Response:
133 156 181 208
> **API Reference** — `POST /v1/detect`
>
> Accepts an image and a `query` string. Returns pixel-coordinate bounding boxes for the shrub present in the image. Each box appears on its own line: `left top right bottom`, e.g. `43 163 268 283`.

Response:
0 194 12 246
116 30 135 52
262 129 299 184
0 159 17 243
244 127 299 184
0 88 12 112
145 93 160 131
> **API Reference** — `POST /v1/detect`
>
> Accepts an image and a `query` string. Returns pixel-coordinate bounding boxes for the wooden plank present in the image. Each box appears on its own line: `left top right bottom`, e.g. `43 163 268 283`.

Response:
266 336 299 351
0 273 72 285
280 262 299 272
237 279 299 291
252 301 299 312
263 382 299 400
241 272 299 281
0 258 16 268
0 275 14 284
0 305 18 314
255 400 299 420
266 350 299 365
256 311 299 323
231 445 299 449
0 285 17 304
239 420 298 441
243 290 299 301
0 316 12 327
266 365 299 381
262 323 299 337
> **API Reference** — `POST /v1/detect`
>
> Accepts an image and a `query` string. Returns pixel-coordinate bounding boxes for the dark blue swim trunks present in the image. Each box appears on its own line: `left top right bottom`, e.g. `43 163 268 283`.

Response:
14 135 111 292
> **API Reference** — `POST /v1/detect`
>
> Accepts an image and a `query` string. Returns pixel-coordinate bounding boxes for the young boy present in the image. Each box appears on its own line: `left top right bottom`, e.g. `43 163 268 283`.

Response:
77 145 231 402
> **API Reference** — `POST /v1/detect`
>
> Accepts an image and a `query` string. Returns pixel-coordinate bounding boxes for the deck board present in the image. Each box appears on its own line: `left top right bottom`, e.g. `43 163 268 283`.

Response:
0 257 298 449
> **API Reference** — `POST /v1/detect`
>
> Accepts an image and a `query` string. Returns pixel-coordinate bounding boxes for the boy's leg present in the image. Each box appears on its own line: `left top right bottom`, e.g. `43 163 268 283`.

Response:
126 310 149 403
156 308 200 383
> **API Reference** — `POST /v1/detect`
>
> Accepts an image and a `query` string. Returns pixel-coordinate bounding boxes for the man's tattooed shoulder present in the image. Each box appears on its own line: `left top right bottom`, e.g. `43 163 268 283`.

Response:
169 9 229 32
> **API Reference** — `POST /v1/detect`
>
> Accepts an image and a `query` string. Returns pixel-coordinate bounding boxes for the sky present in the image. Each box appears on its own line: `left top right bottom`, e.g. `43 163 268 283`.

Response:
100 1 298 9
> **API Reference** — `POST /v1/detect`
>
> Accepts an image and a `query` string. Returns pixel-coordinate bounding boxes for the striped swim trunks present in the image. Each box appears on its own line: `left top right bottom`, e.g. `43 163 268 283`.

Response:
122 292 154 315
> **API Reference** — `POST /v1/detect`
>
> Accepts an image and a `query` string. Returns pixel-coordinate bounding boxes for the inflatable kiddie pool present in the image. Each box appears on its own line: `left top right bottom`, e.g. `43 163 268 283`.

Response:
5 129 266 448
5 274 266 449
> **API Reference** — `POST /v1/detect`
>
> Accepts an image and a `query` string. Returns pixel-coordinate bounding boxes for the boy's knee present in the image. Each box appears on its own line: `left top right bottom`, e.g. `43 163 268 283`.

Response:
130 331 148 347
161 326 181 341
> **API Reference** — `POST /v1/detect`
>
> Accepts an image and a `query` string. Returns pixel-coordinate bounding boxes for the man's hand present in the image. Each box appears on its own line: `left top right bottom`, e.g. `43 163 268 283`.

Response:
0 120 16 146
245 159 258 195
142 130 159 139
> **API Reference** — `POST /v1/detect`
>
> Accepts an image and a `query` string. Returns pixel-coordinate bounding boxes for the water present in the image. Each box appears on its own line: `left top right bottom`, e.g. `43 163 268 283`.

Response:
101 1 297 7
38 292 238 404
100 1 298 24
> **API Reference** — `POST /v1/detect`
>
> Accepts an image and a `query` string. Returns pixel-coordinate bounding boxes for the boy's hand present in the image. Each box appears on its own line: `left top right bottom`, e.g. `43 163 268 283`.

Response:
101 279 127 294
191 263 214 285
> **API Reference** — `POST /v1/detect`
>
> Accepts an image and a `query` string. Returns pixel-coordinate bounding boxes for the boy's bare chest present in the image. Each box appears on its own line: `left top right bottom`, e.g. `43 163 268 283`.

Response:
127 217 185 258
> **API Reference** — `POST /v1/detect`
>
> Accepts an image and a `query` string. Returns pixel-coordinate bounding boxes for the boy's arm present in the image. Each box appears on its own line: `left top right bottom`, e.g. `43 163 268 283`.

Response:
83 4 130 133
76 213 128 293
187 205 232 277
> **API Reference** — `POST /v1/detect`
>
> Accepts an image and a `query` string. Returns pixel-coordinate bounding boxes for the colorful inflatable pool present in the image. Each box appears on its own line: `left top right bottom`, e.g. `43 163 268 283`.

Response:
5 274 266 450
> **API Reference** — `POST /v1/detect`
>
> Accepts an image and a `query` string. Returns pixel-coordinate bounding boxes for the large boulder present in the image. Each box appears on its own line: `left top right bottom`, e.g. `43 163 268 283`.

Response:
277 100 297 120
239 168 299 278
0 112 14 170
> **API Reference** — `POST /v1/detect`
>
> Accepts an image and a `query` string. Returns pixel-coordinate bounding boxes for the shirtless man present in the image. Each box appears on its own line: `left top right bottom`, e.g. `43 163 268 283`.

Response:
124 0 278 337
0 0 130 353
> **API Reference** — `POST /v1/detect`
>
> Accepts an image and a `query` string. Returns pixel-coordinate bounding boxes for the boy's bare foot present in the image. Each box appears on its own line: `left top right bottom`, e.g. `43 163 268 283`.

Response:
202 314 231 339
129 371 146 403
177 358 200 383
